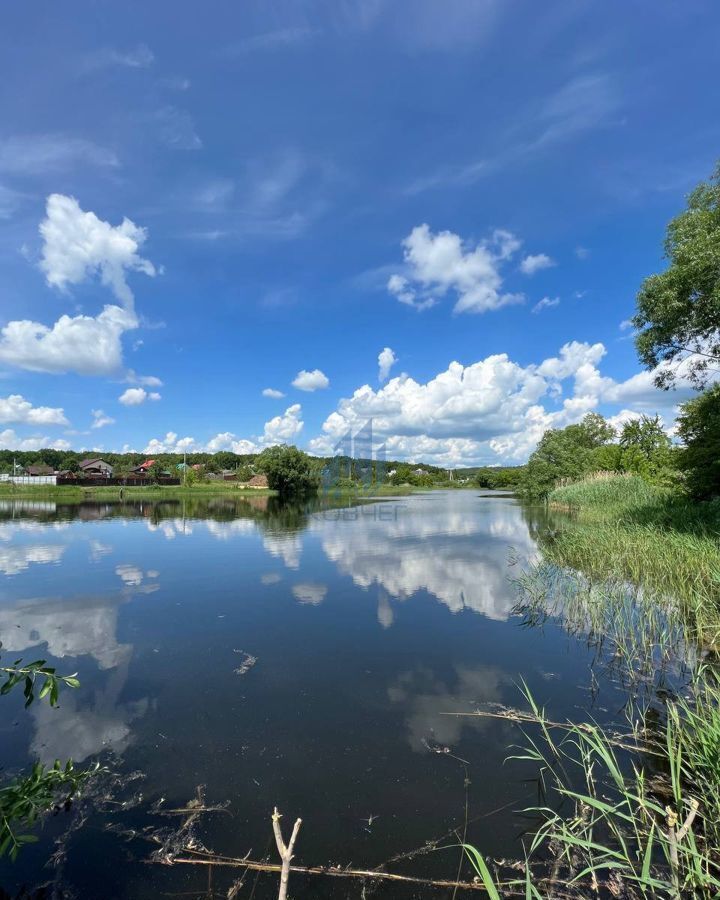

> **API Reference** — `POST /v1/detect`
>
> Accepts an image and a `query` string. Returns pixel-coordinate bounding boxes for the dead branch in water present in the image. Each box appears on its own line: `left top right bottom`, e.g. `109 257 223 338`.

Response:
271 807 302 900
439 705 660 755
165 849 490 892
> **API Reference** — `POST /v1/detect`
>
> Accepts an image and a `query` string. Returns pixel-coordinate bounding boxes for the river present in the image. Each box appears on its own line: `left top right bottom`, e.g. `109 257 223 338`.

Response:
0 490 623 898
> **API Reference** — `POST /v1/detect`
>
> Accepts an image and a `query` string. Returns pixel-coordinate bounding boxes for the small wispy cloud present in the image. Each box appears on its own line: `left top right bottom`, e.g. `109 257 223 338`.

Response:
82 44 154 71
532 296 560 314
0 135 119 175
91 409 115 429
153 106 202 150
520 253 555 275
405 73 619 195
224 27 318 55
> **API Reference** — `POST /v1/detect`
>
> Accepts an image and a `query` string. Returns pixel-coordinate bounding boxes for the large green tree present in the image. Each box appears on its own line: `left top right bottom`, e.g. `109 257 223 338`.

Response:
633 163 720 389
676 384 720 499
618 415 676 485
255 445 318 497
519 413 616 500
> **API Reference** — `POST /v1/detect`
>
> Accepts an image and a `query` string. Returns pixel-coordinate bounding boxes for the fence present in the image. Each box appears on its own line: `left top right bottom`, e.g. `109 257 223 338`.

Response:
2 475 57 486
56 477 181 487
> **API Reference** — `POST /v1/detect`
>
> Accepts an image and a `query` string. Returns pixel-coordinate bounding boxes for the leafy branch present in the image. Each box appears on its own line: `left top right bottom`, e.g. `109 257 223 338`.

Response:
0 760 100 860
0 657 80 708
0 646 100 860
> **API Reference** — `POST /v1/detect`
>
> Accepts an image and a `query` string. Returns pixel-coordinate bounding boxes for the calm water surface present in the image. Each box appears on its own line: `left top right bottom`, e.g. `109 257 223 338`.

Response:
0 491 619 898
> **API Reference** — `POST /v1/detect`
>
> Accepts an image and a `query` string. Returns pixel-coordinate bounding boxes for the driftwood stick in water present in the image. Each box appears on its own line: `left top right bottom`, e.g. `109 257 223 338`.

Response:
166 851 489 891
271 807 302 900
439 708 658 755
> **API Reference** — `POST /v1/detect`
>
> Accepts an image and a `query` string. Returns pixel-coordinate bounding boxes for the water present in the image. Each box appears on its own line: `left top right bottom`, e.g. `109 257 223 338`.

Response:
0 491 618 898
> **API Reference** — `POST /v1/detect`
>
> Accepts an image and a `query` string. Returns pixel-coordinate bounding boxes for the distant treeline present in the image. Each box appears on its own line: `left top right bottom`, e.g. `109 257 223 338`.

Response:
454 466 525 489
0 447 525 488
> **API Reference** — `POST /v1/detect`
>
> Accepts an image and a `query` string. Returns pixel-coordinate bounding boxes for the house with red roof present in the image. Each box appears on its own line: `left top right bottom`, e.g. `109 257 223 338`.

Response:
132 459 157 475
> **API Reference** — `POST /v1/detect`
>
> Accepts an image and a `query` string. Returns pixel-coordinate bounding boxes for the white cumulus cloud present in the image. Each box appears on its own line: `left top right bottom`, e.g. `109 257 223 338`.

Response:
40 194 156 307
378 347 397 382
144 432 196 454
262 403 303 443
262 387 285 398
119 387 161 406
91 409 115 429
308 341 698 467
292 369 329 391
0 429 70 451
0 394 68 426
144 405 304 456
388 224 524 314
0 305 138 376
205 432 259 454
0 197 158 378
520 253 555 275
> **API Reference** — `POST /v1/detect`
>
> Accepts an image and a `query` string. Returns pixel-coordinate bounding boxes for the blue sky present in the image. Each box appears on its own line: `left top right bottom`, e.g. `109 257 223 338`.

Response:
1 0 719 466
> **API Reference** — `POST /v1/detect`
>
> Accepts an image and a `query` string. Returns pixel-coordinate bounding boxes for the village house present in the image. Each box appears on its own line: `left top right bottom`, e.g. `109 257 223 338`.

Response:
26 463 54 477
79 458 114 478
132 459 156 475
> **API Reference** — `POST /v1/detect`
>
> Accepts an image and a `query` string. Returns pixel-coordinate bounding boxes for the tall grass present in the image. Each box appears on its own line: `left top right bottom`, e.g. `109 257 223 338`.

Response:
513 563 695 693
458 682 720 899
544 474 720 639
453 474 720 897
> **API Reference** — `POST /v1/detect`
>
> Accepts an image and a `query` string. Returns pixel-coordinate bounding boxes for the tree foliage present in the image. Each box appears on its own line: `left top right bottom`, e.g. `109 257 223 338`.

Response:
633 163 720 389
255 445 318 497
618 415 676 486
0 646 93 859
676 384 720 499
519 413 678 500
519 414 617 499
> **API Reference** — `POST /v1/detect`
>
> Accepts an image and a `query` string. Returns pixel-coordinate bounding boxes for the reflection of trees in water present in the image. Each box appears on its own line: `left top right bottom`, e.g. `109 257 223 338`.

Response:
0 495 346 534
516 501 565 546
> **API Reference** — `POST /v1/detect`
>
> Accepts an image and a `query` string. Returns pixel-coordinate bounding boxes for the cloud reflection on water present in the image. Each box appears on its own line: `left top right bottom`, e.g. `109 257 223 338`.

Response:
314 493 537 621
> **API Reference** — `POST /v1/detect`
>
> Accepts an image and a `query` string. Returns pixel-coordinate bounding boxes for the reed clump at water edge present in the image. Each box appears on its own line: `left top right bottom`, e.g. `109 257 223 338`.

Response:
452 473 720 897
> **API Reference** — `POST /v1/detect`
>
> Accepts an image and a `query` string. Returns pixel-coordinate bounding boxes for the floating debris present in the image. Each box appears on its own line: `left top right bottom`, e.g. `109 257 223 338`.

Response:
233 650 257 675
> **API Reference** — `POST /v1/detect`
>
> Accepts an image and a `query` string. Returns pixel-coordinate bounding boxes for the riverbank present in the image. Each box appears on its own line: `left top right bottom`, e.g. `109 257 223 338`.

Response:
546 472 720 615
0 482 276 501
0 481 422 503
466 471 720 896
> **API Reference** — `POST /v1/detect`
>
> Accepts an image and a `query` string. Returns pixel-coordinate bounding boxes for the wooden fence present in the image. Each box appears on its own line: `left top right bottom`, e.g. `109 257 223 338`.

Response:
56 477 181 487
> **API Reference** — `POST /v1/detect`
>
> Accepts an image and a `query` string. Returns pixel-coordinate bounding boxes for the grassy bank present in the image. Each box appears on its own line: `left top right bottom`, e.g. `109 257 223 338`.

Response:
0 481 423 502
454 473 720 896
0 482 276 501
546 473 720 620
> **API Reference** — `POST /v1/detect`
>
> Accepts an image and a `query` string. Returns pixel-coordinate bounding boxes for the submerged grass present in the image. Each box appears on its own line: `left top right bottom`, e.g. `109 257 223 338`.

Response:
544 473 720 641
456 473 720 897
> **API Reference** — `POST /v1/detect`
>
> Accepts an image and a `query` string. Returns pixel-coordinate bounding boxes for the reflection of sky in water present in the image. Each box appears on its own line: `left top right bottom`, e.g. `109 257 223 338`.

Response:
0 493 598 899
313 492 538 620
388 664 506 751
